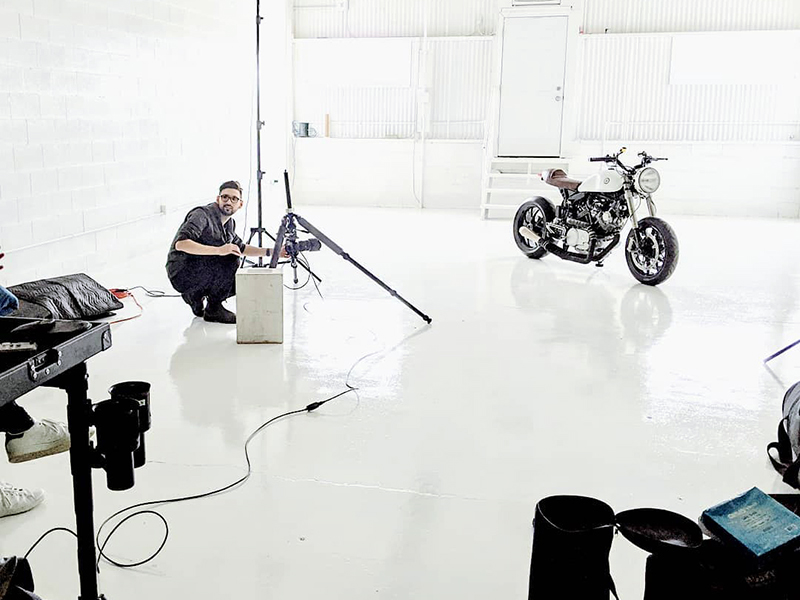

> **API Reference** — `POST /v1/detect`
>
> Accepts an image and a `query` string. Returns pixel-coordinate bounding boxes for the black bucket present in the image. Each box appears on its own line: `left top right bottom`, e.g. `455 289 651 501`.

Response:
529 495 617 600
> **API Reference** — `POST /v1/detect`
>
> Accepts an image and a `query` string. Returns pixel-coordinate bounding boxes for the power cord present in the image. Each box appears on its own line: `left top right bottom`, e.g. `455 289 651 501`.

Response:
111 286 181 299
107 289 145 324
24 291 427 571
23 390 354 571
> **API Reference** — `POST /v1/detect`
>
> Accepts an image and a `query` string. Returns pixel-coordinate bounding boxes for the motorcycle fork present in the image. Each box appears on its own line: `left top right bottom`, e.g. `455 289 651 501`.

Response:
625 190 639 229
645 195 657 217
626 190 643 252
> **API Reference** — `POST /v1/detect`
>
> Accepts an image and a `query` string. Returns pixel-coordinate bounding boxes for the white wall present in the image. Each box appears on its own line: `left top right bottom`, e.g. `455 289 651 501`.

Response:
292 138 483 209
290 0 496 211
567 9 800 218
291 0 800 217
0 0 256 286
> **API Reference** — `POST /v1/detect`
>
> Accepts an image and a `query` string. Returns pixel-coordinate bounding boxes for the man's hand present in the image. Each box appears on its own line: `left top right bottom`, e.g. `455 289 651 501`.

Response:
280 246 289 258
219 244 243 257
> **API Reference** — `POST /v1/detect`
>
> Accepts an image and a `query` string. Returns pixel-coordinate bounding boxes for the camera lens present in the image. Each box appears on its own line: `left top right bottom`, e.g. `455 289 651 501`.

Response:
297 238 321 253
109 381 151 433
93 397 141 491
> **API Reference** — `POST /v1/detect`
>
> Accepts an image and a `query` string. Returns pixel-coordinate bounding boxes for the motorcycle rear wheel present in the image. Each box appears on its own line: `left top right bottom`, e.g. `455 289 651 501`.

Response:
513 197 555 259
625 217 679 285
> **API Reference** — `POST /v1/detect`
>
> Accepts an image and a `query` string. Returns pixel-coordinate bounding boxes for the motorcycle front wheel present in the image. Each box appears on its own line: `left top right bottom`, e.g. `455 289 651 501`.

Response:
625 217 679 285
513 197 555 259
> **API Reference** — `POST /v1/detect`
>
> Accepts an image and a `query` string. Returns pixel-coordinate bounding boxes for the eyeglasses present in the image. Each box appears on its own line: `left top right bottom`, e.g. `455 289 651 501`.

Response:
220 194 241 203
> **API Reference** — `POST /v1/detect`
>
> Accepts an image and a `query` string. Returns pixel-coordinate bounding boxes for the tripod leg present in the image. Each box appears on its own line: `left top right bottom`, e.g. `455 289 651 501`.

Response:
269 217 288 269
294 214 432 324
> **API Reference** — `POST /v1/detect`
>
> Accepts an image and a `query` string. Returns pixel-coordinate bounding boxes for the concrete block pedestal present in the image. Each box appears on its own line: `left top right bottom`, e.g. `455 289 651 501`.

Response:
235 267 283 344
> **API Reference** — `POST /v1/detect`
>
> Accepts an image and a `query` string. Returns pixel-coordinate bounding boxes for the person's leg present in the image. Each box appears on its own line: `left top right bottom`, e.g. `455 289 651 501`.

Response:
202 256 239 324
0 402 35 435
1 402 70 464
169 256 238 319
169 258 211 317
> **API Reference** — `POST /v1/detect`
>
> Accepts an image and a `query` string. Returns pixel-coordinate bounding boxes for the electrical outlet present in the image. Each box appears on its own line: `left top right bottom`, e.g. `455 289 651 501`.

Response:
159 204 167 215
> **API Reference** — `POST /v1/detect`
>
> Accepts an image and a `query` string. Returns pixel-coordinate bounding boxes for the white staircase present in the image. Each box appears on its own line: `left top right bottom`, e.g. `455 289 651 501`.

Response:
480 156 570 219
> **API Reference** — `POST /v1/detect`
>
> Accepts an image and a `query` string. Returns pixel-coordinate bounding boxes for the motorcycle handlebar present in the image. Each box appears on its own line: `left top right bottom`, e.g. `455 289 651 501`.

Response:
589 156 611 162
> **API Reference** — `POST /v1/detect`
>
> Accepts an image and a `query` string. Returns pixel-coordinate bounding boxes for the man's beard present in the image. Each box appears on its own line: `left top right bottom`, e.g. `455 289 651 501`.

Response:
220 204 234 216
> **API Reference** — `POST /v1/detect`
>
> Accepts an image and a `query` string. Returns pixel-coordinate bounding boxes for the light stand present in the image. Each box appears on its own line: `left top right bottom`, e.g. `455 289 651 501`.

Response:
243 0 276 267
243 4 430 324
269 171 432 324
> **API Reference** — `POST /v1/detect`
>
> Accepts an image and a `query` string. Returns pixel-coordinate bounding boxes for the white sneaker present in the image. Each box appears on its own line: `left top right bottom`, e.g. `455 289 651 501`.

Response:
0 481 45 518
5 419 71 464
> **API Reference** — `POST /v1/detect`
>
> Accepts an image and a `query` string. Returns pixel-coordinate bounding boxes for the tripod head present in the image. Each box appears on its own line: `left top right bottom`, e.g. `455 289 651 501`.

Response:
268 171 322 278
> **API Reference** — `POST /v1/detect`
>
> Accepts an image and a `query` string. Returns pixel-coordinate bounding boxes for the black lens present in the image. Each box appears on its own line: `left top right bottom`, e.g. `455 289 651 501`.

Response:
297 238 321 252
93 397 141 491
104 452 135 491
109 381 151 433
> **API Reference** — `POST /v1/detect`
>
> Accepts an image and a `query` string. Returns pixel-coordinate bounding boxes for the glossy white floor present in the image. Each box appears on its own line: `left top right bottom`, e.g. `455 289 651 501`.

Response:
2 206 800 599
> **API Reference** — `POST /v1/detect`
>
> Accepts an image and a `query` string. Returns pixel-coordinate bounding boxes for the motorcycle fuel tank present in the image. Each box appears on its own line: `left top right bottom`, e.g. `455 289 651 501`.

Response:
578 170 624 193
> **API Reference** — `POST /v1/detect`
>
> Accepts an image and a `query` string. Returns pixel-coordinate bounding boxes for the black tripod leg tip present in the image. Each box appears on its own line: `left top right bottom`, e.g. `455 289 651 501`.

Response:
423 316 432 324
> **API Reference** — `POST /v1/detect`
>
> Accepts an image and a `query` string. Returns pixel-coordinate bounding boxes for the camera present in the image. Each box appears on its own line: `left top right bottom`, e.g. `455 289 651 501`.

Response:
286 237 321 255
92 381 151 491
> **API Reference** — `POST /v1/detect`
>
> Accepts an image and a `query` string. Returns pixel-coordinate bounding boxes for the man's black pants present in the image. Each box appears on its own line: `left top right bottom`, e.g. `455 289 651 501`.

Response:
0 401 35 434
168 255 239 307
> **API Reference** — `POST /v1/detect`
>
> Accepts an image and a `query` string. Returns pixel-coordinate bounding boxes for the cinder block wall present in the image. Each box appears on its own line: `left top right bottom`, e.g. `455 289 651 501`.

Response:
0 0 254 286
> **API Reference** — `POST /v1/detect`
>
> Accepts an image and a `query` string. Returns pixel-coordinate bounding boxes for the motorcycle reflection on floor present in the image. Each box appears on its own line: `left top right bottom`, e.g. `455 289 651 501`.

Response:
512 148 679 286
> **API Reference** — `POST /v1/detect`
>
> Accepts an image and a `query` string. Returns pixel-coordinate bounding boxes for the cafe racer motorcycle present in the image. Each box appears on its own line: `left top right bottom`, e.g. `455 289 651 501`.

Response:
513 148 679 285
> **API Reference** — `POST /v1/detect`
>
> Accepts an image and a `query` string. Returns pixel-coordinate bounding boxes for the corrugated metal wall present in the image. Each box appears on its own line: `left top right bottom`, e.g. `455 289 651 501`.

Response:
582 0 800 34
292 0 496 140
293 38 494 140
576 34 800 142
427 39 494 140
294 0 497 39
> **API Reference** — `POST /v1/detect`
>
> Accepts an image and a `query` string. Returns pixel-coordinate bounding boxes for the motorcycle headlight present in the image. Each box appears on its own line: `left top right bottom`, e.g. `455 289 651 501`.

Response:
635 167 661 194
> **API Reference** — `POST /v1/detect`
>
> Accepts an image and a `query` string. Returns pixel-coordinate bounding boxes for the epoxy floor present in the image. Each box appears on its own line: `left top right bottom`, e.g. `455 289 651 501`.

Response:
2 207 800 599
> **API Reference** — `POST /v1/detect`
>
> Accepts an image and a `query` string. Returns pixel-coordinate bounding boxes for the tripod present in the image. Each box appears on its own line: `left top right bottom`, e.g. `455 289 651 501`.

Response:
269 171 432 324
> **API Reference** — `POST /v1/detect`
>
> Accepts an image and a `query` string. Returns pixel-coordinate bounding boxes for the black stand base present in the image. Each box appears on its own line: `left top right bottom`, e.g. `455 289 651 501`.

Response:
242 226 277 268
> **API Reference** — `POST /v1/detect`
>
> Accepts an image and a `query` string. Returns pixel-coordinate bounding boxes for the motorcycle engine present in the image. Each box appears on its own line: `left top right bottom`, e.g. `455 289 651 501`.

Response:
565 228 591 251
589 194 628 233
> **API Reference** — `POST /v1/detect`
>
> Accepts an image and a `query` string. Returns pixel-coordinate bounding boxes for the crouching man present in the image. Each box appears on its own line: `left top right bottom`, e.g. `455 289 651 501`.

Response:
166 180 283 324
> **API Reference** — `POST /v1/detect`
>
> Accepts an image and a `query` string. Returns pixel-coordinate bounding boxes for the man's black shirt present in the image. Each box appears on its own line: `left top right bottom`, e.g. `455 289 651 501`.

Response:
166 203 245 279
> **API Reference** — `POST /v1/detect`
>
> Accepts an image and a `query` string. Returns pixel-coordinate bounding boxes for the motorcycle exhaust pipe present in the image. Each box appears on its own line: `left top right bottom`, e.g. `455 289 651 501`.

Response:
519 226 541 244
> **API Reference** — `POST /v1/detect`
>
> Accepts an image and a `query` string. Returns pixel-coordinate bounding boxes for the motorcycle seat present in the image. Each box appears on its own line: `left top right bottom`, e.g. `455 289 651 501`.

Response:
543 169 581 191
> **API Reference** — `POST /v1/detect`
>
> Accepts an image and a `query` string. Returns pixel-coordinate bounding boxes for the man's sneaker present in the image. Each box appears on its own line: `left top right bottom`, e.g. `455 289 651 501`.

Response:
203 303 236 324
0 482 45 518
182 293 205 317
6 419 70 464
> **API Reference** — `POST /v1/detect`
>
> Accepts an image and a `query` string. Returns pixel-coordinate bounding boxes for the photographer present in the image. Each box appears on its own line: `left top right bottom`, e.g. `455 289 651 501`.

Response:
166 181 285 324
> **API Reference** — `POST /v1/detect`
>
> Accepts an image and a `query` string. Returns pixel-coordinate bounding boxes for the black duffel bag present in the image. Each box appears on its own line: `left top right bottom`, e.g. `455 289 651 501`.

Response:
767 382 800 489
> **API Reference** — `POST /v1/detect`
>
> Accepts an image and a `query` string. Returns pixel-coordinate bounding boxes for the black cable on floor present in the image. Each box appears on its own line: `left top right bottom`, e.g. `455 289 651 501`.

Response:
24 308 427 572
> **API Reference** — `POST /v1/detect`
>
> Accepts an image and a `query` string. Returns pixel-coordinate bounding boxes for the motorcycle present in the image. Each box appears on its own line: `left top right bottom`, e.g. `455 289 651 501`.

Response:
512 148 679 285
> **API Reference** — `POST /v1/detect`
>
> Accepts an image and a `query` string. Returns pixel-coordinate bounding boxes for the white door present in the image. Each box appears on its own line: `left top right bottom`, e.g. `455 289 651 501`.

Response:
497 16 569 157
